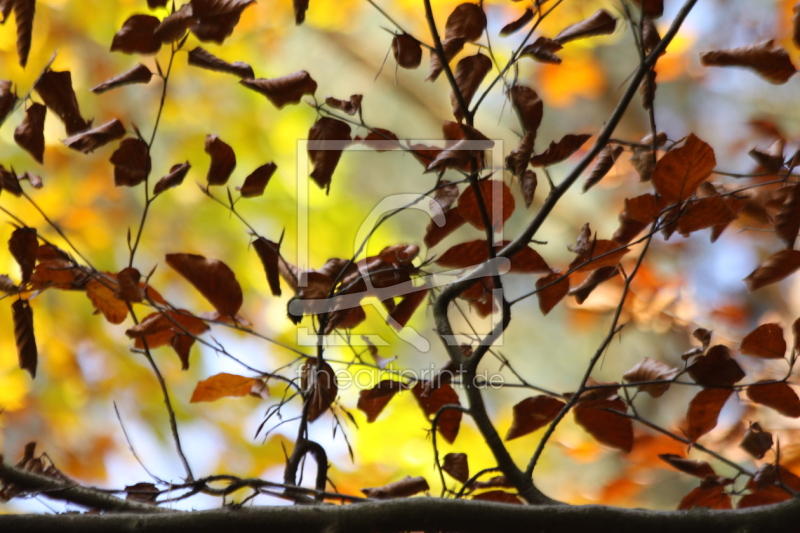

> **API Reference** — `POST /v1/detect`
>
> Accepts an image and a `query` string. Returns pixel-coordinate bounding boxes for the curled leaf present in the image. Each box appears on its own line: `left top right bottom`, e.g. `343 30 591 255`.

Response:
14 0 35 67
34 70 91 135
308 117 351 192
153 162 191 195
237 162 276 198
451 54 491 121
240 71 317 109
622 357 678 398
205 134 236 185
12 298 37 378
91 64 153 94
392 33 422 69
111 14 162 55
554 9 617 45
700 40 796 85
166 253 243 317
361 476 429 499
500 9 533 37
110 138 151 187
301 359 338 422
14 103 46 164
62 119 126 154
188 47 254 78
744 250 800 291
530 134 591 167
583 145 623 192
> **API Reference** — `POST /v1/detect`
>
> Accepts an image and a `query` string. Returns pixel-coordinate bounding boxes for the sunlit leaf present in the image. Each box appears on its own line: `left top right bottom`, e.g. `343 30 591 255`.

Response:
574 397 633 453
700 40 796 85
357 379 408 422
554 9 617 45
652 134 715 206
686 388 732 442
190 373 257 402
12 298 37 378
240 71 317 109
506 395 565 440
166 253 243 317
85 276 129 325
14 103 45 164
746 381 800 418
744 250 800 291
622 358 678 398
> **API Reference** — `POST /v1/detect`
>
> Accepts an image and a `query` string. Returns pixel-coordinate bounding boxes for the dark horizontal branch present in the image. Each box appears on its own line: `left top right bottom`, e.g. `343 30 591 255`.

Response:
3 496 800 533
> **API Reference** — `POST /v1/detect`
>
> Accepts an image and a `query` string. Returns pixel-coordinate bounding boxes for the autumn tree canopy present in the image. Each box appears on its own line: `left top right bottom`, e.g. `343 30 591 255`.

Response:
3 0 800 531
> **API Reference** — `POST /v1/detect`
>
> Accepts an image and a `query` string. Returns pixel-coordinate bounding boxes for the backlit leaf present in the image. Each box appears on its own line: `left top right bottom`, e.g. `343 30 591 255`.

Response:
361 476 429 499
508 85 542 135
451 53 491 121
85 276 129 325
392 33 422 69
746 381 800 417
190 373 257 402
240 71 317 109
204 134 236 185
536 270 569 315
252 236 281 296
63 119 126 154
678 481 732 510
686 388 732 442
14 103 45 164
166 253 243 317
583 145 623 192
308 117 351 192
554 9 617 45
14 0 35 67
622 357 678 398
574 397 633 453
115 267 143 303
652 134 716 206
412 382 461 444
740 323 786 359
111 14 162 55
500 8 532 37
506 395 565 440
457 180 515 231
426 37 464 82
357 379 407 422
110 138 151 187
153 162 191 195
91 64 153 94
739 422 773 459
301 359 338 422
34 70 91 135
237 162 276 198
744 250 800 291
126 309 210 349
12 298 37 378
444 3 486 42
700 40 796 85
530 134 591 167
9 227 38 284
442 453 469 483
687 345 745 387
188 47 254 78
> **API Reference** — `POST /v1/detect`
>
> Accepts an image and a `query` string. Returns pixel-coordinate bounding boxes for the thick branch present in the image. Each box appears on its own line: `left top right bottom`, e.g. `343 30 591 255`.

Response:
2 497 800 532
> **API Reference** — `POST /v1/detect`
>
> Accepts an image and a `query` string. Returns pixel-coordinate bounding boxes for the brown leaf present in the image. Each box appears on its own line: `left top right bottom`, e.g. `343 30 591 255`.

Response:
63 119 126 154
700 40 796 85
635 0 664 18
12 298 37 378
686 388 732 442
622 357 679 398
237 162 276 198
190 0 255 44
187 47 254 78
429 180 459 214
0 274 20 294
252 236 281 296
629 147 655 182
740 323 786 359
554 9 617 45
125 482 159 503
520 36 563 64
392 33 422 69
749 139 785 173
569 265 618 304
573 398 633 452
583 145 623 192
85 277 129 325
190 373 257 402
153 162 191 195
126 309 210 349
457 180 515 231
412 382 462 444
91 64 153 94
14 103 45 164
148 0 169 7
14 0 35 67
642 17 662 55
111 14 162 55
325 94 362 116
530 134 592 167
204 134 236 185
357 379 407 422
795 2 800 49
426 37 465 82
508 85 542 135
34 70 91 135
747 381 800 418
687 345 745 387
506 132 534 177
442 453 469 483
674 194 736 237
678 481 732 510
744 249 800 291
451 53 491 121
0 80 18 125
444 3 486 42
0 165 22 196
293 0 308 24
240 71 317 109
361 476 429 499
536 270 569 315
354 128 400 152
652 134 716 206
425 209 465 248
640 69 656 110
658 454 716 479
110 138 151 187
775 184 800 249
388 286 427 329
500 8 533 37
153 3 193 43
506 395 565 440
436 239 547 272
308 117 351 192
115 267 143 302
166 253 243 317
301 359 338 422
9 227 38 284
739 422 773 459
568 238 629 273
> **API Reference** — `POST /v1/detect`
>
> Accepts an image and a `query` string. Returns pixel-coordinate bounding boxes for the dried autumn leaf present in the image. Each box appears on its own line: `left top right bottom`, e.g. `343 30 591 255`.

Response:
14 0 35 67
569 266 618 304
635 0 664 18
110 138 151 187
0 80 18 125
85 277 129 325
12 298 37 378
442 453 469 483
148 0 169 7
426 37 465 82
240 71 317 109
509 85 542 135
451 54 491 121
506 132 534 177
63 119 126 154
658 454 716 479
34 70 91 135
412 382 462 444
237 162 276 198
652 134 716 206
252 236 281 296
530 134 592 167
775 184 800 249
744 250 800 291
583 145 623 192
574 398 633 452
293 0 308 24
569 238 629 273
188 47 254 78
361 476 429 499
536 270 569 315
686 388 732 442
166 253 243 317
357 379 407 422
676 195 737 237
301 359 338 422
740 323 786 359
700 40 796 85
126 309 210 349
9 227 38 284
520 36 563 64
153 3 193 43
554 9 617 45
500 8 533 37
795 2 800 49
91 64 153 94
678 481 732 510
124 482 159 503
436 239 547 272
740 422 773 459
14 103 45 164
115 267 143 302
354 128 400 152
506 395 565 440
457 180 515 231
444 3 486 42
518 170 538 209
153 162 191 195
749 139 785 173
471 491 522 504
642 17 662 55
687 345 744 387
111 14 162 55
392 33 422 69
430 180 459 214
308 117 351 192
325 94 362 116
388 286 427 329
190 0 256 44
204 134 236 185
747 381 800 417
425 209 465 248
190 373 257 403
622 357 679 398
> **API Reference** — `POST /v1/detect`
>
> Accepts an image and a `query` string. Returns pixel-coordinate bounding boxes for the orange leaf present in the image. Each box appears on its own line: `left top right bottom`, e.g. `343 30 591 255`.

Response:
506 395 565 440
676 195 737 236
357 380 408 422
85 277 129 325
700 40 796 85
746 381 800 417
166 253 243 317
740 323 786 359
583 145 623 192
652 134 716 206
574 398 633 452
536 270 569 315
686 388 732 442
744 250 800 291
190 373 257 402
457 180 515 231
678 483 732 510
